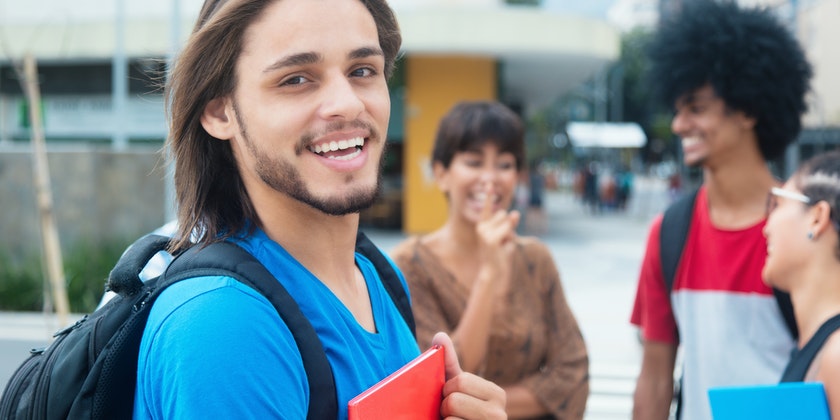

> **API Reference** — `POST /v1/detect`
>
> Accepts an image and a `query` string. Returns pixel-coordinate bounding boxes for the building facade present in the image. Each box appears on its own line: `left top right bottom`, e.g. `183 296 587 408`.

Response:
0 0 619 237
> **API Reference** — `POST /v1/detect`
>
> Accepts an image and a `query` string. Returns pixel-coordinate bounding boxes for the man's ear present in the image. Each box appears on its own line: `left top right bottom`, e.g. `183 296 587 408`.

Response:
739 111 757 132
200 97 236 141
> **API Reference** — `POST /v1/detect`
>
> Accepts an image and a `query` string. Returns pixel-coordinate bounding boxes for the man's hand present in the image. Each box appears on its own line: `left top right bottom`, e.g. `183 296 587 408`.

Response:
433 332 507 419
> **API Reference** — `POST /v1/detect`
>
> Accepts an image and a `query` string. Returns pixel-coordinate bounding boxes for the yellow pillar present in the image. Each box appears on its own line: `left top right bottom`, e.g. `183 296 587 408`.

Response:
403 55 497 234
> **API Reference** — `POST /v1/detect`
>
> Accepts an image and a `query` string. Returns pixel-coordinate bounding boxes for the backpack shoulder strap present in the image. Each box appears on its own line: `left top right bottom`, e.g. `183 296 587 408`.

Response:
107 233 172 296
164 241 337 420
659 187 699 294
658 187 698 416
355 231 416 337
780 314 840 382
773 281 799 339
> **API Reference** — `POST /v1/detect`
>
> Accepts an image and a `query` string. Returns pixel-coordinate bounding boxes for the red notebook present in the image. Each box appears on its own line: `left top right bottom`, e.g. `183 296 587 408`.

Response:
347 345 445 420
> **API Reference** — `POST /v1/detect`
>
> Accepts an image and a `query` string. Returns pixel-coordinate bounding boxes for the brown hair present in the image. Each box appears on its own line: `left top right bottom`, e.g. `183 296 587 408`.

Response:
166 0 402 252
431 101 525 171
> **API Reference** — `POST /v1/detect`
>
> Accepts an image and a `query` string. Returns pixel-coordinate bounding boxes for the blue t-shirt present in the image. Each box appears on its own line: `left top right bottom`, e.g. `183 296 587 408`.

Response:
133 228 420 419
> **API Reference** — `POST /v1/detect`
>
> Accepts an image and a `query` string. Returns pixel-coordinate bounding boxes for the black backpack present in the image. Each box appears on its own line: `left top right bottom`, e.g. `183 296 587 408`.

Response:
0 231 414 420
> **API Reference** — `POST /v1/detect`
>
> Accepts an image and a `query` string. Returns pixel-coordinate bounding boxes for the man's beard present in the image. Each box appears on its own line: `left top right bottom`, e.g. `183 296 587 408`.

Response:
234 104 384 216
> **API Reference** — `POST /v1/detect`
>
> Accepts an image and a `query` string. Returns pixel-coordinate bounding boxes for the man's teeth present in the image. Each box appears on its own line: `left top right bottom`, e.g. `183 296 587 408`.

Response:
311 137 365 154
328 148 362 161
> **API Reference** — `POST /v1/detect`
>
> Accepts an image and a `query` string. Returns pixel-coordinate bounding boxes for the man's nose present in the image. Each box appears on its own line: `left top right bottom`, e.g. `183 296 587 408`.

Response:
319 75 365 121
671 109 690 137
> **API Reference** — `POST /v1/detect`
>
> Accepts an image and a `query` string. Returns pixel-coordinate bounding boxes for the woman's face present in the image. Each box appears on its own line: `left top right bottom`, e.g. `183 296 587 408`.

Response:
762 181 813 290
435 142 519 224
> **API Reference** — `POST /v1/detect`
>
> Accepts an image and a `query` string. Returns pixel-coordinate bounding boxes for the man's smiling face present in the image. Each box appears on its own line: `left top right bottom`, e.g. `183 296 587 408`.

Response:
220 0 391 215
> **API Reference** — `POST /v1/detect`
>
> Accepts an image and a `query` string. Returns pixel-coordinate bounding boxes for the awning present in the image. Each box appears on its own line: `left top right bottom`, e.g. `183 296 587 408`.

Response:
566 121 647 148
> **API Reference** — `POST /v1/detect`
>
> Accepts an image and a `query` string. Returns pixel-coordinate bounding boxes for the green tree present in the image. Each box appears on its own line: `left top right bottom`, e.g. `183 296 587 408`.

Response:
613 27 675 163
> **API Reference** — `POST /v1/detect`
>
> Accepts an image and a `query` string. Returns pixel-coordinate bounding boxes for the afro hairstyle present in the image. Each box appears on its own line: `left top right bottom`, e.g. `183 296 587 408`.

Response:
647 0 812 161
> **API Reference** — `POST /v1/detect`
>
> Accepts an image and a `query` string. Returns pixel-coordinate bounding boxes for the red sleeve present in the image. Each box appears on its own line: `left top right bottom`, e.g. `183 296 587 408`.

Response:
630 214 678 345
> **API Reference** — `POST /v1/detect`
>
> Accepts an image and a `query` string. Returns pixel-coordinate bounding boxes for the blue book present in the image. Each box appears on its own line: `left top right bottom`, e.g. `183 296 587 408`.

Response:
708 382 830 420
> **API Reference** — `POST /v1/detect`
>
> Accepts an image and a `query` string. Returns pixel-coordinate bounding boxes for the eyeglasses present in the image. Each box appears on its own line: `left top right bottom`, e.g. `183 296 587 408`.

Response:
766 187 811 215
767 187 840 232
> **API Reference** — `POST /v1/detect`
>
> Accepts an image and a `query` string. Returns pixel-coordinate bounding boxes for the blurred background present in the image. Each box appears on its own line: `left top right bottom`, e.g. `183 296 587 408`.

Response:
3 0 838 262
0 1 838 416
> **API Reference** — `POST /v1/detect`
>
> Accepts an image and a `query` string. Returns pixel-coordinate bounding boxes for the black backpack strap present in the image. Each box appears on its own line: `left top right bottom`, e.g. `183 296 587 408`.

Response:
780 313 840 382
164 241 337 420
107 234 172 296
659 187 699 294
356 230 416 337
659 187 698 420
773 288 798 339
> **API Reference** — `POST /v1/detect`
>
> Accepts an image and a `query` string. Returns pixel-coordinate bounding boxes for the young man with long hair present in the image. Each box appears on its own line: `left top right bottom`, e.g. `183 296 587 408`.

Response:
133 1 506 418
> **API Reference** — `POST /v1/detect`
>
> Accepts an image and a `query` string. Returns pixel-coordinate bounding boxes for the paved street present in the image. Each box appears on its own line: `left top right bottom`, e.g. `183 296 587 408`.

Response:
0 175 671 419
537 177 668 419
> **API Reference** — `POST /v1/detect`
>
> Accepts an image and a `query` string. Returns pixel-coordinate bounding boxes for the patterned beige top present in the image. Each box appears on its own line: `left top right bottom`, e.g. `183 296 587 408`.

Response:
391 235 589 419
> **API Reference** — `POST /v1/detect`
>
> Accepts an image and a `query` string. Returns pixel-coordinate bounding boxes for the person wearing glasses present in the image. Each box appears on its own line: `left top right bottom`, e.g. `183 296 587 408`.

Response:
763 150 840 418
629 2 813 419
132 0 506 418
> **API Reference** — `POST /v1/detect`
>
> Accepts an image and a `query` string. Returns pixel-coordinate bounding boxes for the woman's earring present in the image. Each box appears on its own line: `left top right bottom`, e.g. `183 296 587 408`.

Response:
807 232 815 240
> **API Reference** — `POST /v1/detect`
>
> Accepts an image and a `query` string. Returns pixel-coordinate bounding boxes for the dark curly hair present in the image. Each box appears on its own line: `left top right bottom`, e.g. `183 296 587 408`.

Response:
647 0 812 161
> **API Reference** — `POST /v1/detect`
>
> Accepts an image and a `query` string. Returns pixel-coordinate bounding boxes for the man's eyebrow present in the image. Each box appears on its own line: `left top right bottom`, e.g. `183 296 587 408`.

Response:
261 47 382 74
349 46 384 61
263 52 321 74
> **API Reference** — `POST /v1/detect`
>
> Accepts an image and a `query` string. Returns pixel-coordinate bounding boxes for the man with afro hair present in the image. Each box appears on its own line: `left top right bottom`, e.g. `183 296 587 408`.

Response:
629 1 812 419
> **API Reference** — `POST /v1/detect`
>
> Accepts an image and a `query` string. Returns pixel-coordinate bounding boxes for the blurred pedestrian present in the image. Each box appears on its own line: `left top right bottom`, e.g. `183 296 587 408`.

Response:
616 165 633 211
599 169 617 210
527 159 547 234
391 101 589 419
667 172 682 203
764 150 840 418
583 161 599 214
629 2 813 419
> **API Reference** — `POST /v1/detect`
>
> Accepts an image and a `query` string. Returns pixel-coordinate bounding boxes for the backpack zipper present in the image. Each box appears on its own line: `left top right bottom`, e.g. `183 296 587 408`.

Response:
133 289 153 312
0 348 42 419
31 316 87 418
